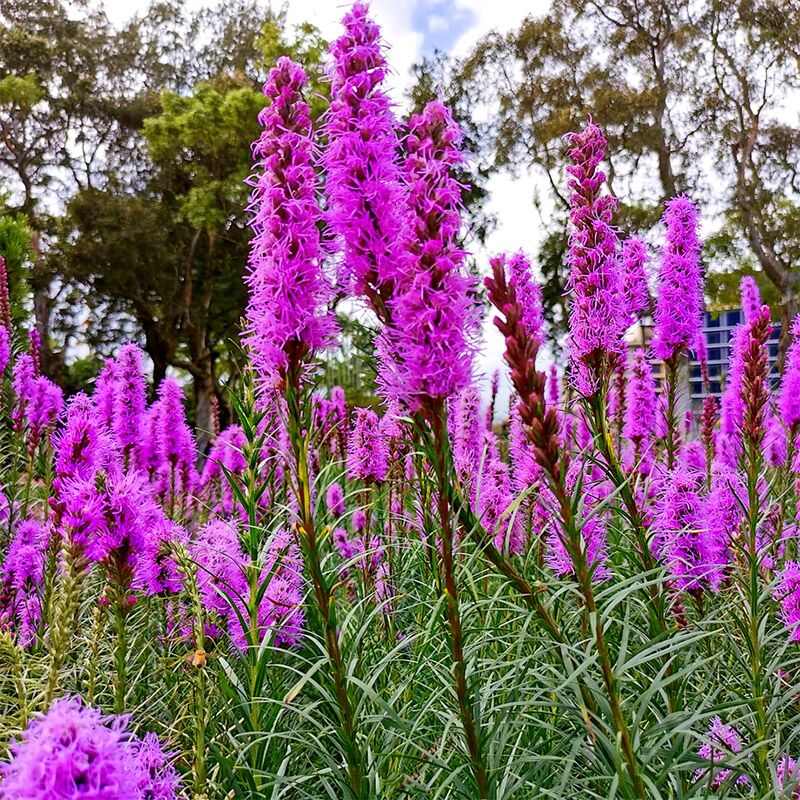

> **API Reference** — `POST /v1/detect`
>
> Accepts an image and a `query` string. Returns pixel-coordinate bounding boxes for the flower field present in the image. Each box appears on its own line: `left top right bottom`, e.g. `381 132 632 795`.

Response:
2 2 800 798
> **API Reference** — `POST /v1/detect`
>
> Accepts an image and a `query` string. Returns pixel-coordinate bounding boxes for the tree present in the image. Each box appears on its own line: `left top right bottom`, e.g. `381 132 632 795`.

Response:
1 0 330 448
454 0 800 328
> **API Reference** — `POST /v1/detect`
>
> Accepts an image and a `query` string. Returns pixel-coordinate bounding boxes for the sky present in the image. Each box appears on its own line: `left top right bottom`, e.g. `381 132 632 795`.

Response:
102 0 553 392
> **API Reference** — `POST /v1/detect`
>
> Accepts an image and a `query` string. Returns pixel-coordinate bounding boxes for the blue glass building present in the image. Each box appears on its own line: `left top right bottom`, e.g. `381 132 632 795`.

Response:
687 309 782 411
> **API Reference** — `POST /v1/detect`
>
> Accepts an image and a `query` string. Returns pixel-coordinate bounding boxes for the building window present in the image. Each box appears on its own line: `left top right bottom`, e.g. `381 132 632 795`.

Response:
708 331 721 344
707 315 720 328
726 310 741 325
708 347 722 361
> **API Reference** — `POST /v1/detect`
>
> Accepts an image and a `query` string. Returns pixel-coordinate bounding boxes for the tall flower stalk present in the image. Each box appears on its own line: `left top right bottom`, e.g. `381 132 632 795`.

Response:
486 257 647 799
244 56 363 795
325 1 408 321
563 123 672 654
377 100 489 797
565 121 626 398
652 196 703 468
737 304 773 789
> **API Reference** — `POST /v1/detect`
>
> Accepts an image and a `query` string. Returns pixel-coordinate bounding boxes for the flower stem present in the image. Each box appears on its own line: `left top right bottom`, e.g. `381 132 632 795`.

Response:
45 540 84 706
174 544 208 796
287 376 364 797
664 356 679 470
431 409 491 799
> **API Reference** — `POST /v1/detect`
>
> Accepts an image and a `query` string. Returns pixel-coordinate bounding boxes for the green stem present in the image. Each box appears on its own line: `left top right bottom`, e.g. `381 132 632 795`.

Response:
431 412 491 799
0 632 28 730
744 442 770 788
543 399 646 799
664 357 679 471
286 375 363 797
45 541 85 706
174 544 208 795
85 600 106 706
111 590 128 714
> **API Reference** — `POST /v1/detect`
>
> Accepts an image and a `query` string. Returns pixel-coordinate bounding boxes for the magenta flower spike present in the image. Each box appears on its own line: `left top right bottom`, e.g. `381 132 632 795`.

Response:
506 251 544 344
0 519 47 647
701 465 744 590
154 378 196 483
244 56 335 394
347 407 389 483
621 236 649 320
652 196 703 362
564 121 627 395
694 716 749 789
509 405 541 491
777 755 800 798
326 482 346 518
624 348 657 450
93 357 118 431
740 275 762 323
0 696 180 799
191 521 304 650
0 325 10 375
652 467 706 590
449 385 483 490
377 101 475 412
478 431 526 555
776 561 800 642
780 315 800 432
113 344 147 465
325 2 409 314
52 393 110 487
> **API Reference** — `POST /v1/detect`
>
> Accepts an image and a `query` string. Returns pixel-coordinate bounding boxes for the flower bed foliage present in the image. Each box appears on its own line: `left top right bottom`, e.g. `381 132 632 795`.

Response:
1 3 800 798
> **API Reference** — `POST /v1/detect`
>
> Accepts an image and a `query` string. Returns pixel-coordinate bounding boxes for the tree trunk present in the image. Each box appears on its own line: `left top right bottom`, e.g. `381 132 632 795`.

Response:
193 363 215 457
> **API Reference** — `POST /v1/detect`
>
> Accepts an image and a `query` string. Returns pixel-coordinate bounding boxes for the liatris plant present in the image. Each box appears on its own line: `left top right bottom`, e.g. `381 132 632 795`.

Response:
0 696 180 799
624 348 657 467
621 236 650 321
652 195 703 467
325 0 409 320
485 255 646 798
244 54 366 797
6 8 800 799
376 98 492 797
565 121 627 398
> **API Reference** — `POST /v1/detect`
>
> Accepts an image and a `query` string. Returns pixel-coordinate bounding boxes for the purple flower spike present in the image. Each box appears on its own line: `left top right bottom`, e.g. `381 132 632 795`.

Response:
624 348 656 448
776 561 800 642
781 316 800 431
377 101 475 411
0 696 180 799
245 57 335 394
652 196 703 362
325 1 410 313
621 236 649 320
740 275 762 323
326 482 346 518
565 121 627 395
0 326 10 375
694 716 749 789
347 407 389 483
506 251 544 344
113 344 147 463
